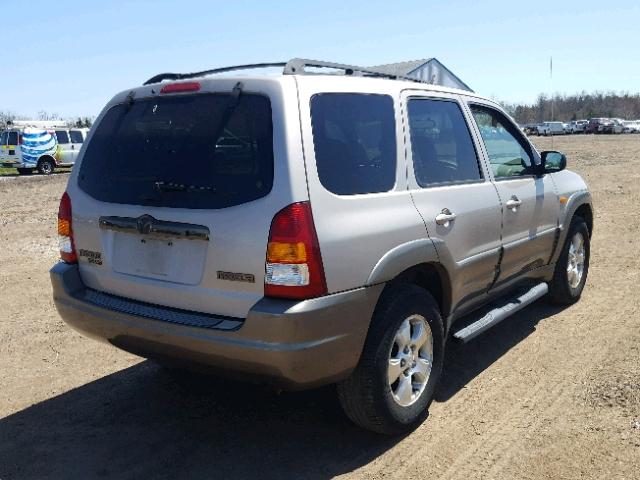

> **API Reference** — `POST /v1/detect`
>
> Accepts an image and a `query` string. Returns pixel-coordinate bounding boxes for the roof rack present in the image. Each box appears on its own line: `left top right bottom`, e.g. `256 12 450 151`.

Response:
143 62 287 85
143 58 427 86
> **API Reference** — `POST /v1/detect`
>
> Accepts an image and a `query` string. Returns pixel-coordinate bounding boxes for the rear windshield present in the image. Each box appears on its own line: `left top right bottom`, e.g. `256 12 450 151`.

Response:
78 93 274 209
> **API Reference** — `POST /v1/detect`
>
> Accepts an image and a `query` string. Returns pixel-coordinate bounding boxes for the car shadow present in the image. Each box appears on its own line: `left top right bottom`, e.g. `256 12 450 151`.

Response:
436 299 566 401
0 363 402 479
0 170 71 178
0 300 564 479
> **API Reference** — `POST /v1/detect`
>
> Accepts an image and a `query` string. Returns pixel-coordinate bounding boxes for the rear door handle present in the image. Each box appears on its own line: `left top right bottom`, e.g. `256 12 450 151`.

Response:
505 196 522 210
435 208 457 226
99 215 210 241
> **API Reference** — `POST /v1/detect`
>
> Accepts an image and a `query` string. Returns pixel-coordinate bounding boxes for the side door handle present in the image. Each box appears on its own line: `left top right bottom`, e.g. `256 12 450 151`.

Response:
435 208 457 226
505 196 522 211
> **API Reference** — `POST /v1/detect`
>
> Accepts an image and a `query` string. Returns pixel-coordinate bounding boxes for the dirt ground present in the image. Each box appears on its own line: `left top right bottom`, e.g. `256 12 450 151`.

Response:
0 135 638 479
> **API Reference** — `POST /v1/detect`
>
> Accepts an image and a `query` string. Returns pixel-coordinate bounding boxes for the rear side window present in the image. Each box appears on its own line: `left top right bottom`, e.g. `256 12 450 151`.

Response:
69 130 84 143
55 131 70 144
311 93 396 195
407 99 481 186
78 93 273 209
7 131 18 145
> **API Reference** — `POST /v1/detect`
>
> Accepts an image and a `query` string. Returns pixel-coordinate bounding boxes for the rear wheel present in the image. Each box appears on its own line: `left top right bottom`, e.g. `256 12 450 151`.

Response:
17 168 33 175
549 217 590 305
38 158 55 175
337 285 444 434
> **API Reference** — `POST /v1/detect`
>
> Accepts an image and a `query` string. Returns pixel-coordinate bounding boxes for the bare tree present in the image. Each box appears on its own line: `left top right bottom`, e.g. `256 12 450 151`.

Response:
37 111 61 121
502 91 640 124
0 110 17 127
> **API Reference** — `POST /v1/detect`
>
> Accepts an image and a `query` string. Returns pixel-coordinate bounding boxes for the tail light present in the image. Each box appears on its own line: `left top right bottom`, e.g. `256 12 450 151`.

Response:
18 134 23 145
265 202 327 300
58 192 77 263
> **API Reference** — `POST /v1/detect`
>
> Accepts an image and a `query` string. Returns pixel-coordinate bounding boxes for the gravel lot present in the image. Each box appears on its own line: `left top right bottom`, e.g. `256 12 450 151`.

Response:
0 135 638 479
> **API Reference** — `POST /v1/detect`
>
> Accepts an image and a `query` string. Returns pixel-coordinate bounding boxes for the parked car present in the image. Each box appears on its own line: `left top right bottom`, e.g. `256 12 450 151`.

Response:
0 122 88 174
523 123 541 136
50 58 593 434
600 118 624 134
570 120 588 133
622 120 640 133
597 118 616 133
585 118 607 134
536 121 565 136
562 122 571 134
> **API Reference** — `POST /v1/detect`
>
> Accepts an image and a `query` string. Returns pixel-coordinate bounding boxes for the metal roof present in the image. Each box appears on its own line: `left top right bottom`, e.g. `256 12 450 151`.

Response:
369 59 431 77
369 58 473 92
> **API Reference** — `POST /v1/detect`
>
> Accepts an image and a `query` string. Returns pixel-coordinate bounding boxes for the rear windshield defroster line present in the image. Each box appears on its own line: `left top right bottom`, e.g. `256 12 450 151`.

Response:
78 93 274 209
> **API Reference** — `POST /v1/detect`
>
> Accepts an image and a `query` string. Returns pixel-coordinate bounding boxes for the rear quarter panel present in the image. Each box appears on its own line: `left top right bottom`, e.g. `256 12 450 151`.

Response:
295 76 429 293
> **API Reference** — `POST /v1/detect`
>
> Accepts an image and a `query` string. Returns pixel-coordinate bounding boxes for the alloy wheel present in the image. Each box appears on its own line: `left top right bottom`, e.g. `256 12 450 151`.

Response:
388 315 433 407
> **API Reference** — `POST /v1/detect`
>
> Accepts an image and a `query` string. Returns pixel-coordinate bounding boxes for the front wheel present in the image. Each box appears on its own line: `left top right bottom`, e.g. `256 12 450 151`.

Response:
337 285 444 434
38 158 55 175
549 217 590 304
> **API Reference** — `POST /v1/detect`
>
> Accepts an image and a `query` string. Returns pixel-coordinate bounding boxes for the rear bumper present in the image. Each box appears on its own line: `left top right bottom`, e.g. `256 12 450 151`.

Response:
3 162 32 168
51 262 384 389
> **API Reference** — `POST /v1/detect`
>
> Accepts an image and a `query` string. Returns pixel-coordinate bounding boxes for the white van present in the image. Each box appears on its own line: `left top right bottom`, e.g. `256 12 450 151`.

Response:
536 121 565 136
0 121 89 174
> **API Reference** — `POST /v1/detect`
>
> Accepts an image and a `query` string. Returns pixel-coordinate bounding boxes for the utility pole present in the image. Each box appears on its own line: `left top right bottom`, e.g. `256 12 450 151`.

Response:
550 56 554 121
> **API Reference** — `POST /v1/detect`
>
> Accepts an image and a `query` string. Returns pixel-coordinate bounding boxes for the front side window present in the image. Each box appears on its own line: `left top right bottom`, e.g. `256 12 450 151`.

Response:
69 130 84 143
470 105 535 178
0 131 7 145
407 98 482 186
311 93 396 195
55 130 70 144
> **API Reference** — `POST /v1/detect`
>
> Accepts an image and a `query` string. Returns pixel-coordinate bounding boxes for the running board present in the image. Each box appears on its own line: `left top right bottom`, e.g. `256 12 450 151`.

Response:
453 283 549 343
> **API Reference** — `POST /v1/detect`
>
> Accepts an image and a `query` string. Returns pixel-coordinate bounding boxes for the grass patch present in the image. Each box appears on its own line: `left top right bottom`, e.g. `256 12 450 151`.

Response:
0 166 73 176
0 167 18 176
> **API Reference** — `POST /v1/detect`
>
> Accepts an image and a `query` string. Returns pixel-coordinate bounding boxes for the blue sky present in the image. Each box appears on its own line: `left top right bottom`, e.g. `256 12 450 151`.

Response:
3 0 639 118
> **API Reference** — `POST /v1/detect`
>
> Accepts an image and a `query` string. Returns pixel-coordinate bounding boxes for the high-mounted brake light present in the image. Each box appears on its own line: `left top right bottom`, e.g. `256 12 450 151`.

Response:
265 202 327 300
160 82 201 94
58 192 77 263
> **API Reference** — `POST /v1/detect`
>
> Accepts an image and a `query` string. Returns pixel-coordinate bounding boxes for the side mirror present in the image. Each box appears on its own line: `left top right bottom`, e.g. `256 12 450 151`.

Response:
540 151 566 174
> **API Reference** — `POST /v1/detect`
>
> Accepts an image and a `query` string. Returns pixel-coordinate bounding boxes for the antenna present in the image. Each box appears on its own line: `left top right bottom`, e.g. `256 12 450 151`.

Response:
550 55 554 148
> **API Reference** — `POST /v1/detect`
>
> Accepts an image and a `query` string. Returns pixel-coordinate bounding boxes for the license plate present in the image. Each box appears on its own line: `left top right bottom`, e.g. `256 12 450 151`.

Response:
110 232 207 285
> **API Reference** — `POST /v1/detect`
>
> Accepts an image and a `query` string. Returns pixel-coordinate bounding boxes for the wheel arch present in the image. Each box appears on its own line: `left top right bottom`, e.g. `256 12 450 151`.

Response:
574 203 593 238
366 239 453 319
388 263 452 320
552 191 593 264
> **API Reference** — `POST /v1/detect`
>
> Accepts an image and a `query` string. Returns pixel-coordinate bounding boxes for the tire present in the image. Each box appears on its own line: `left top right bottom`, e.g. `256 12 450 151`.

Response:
337 284 444 435
17 168 33 175
548 217 590 305
38 158 55 175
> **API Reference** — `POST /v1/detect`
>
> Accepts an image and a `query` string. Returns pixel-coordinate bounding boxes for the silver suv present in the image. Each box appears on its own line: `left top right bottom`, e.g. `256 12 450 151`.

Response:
50 59 593 434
